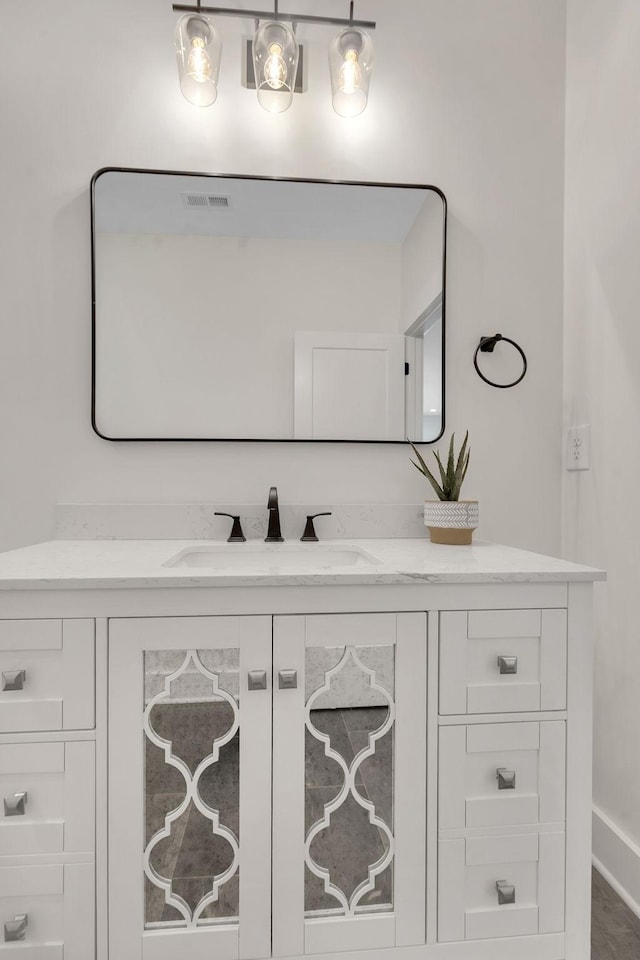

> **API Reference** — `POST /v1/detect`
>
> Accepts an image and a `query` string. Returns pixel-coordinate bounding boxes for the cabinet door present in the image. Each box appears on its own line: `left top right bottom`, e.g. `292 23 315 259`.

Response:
272 613 427 956
438 721 566 830
0 619 94 733
0 861 94 959
108 617 271 960
438 830 565 941
0 740 95 856
439 609 567 715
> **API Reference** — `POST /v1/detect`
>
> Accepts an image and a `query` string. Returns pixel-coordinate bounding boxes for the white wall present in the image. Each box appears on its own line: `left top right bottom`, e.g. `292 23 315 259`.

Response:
0 0 566 553
400 192 444 332
564 0 640 908
95 232 401 438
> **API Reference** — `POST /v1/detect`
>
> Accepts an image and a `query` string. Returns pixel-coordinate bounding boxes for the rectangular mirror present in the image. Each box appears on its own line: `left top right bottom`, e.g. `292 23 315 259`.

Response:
92 169 446 442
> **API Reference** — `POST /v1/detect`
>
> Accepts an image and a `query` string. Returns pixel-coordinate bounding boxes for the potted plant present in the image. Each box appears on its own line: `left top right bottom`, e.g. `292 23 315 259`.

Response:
408 431 478 544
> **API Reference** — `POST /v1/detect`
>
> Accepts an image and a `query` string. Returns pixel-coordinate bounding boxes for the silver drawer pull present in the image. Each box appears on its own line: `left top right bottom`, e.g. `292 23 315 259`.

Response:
4 914 28 942
496 768 516 790
497 656 518 675
496 881 516 905
278 669 298 690
2 670 26 692
248 670 267 691
4 792 28 817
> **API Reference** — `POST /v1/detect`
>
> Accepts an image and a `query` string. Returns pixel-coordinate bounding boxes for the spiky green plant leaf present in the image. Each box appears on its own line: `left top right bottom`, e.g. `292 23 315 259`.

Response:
407 432 471 502
433 449 448 491
410 455 447 499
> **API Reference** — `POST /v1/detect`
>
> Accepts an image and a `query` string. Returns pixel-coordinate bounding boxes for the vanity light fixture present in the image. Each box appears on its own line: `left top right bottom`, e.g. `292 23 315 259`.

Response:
174 13 222 106
328 26 373 117
252 19 299 113
171 0 376 115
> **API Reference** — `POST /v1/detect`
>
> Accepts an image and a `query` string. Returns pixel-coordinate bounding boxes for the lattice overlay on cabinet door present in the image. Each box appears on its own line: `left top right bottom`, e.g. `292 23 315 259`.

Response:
304 644 395 918
143 648 240 928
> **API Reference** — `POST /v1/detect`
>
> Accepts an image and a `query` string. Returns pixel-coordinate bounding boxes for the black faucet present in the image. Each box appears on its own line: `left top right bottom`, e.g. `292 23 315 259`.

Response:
265 486 284 542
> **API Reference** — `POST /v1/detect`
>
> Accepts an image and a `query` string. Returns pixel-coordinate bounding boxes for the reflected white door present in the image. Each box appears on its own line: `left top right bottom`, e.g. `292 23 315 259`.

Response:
272 613 427 956
108 617 271 960
294 332 406 439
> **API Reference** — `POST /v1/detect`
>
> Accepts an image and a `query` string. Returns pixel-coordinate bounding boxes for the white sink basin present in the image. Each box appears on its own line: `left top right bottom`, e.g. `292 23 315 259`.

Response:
164 543 380 572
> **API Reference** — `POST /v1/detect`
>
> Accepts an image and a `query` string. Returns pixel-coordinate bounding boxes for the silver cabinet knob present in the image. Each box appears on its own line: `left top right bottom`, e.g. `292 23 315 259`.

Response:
497 656 518 675
248 670 267 691
4 914 28 942
278 669 298 690
496 881 516 905
496 768 516 790
2 670 26 691
4 792 28 817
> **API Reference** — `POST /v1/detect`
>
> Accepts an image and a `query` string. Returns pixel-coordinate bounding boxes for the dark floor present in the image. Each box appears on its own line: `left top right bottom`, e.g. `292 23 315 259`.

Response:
591 867 640 959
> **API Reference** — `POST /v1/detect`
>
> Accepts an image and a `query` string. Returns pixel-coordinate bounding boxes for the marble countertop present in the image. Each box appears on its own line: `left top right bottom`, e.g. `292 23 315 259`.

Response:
0 538 606 590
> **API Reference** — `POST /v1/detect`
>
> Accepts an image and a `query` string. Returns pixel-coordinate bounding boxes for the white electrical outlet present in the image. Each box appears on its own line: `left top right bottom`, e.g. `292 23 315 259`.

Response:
567 425 590 471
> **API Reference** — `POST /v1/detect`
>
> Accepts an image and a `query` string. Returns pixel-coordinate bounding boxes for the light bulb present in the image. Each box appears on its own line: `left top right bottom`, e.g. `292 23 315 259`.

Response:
338 49 361 95
329 28 373 117
264 42 287 89
187 36 212 85
253 21 298 113
175 15 221 107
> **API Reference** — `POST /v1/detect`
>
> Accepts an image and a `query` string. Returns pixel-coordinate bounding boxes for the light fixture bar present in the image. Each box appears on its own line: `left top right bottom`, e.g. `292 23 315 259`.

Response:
171 2 376 30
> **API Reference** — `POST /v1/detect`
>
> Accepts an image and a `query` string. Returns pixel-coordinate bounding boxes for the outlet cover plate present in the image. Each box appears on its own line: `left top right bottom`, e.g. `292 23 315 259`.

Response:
567 424 590 471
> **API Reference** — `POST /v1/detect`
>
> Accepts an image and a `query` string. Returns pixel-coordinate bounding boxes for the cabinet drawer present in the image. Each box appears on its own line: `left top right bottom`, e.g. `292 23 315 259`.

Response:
0 742 94 857
0 620 94 733
438 831 565 942
0 861 94 958
439 721 565 830
439 609 567 715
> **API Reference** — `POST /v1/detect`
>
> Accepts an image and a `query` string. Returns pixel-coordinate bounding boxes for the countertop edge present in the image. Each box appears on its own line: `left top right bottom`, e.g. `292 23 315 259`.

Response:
0 571 608 591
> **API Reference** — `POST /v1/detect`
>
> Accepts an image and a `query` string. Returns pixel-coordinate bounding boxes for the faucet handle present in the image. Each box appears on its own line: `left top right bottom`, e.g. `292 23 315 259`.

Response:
301 513 332 542
214 513 246 543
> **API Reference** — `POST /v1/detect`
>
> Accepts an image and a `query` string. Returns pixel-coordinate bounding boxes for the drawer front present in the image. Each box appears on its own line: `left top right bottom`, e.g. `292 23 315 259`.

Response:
438 831 565 942
439 721 566 829
439 609 567 715
0 621 94 733
0 742 95 857
0 861 94 958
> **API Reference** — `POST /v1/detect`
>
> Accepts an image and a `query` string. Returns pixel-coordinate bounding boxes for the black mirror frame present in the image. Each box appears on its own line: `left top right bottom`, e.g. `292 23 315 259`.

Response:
91 167 447 444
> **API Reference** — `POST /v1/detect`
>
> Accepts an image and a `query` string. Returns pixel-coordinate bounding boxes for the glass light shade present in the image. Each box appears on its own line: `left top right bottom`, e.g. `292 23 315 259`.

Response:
253 21 299 114
174 14 222 107
329 28 373 118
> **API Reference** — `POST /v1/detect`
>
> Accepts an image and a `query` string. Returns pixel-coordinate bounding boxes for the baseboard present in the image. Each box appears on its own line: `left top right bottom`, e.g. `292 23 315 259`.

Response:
592 805 640 920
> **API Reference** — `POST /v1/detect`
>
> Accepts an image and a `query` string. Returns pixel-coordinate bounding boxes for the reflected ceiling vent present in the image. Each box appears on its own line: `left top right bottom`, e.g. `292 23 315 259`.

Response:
181 192 230 209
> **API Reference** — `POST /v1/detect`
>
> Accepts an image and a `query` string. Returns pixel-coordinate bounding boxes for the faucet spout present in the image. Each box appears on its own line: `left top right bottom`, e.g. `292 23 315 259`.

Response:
265 486 284 543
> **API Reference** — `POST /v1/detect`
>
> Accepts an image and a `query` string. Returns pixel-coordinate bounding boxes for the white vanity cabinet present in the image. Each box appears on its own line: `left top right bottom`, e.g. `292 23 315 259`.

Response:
0 549 599 960
436 608 569 946
0 618 96 959
108 612 427 960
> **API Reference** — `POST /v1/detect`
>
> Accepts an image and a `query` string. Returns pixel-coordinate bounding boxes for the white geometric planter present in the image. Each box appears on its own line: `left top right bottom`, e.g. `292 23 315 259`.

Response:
424 500 479 545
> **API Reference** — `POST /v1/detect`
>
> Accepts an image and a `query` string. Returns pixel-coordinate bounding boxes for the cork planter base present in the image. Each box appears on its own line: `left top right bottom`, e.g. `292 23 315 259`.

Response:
424 500 479 546
428 526 474 545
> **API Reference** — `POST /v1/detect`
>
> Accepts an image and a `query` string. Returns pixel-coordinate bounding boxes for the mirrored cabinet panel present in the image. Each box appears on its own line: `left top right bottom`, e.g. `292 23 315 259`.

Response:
109 617 272 960
92 170 446 443
304 643 395 918
272 613 427 956
143 648 240 928
108 612 426 959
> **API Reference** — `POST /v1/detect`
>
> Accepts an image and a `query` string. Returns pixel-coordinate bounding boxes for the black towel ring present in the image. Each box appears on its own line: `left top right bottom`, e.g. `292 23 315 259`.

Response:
473 334 527 389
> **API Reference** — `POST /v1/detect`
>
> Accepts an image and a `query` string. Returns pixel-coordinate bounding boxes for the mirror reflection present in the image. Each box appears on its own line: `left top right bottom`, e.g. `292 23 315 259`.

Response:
92 170 446 442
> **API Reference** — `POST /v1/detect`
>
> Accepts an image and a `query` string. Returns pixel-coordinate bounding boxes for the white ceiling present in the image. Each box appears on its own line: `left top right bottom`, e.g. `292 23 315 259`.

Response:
93 170 442 244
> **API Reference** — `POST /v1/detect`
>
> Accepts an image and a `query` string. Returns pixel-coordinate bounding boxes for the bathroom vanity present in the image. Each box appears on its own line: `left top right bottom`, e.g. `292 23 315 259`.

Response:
0 535 604 960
